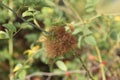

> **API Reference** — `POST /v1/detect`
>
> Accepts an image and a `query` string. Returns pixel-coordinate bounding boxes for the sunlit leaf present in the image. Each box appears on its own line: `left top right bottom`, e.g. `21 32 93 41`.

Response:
24 45 40 56
13 63 23 72
0 31 9 39
22 11 33 17
56 60 67 71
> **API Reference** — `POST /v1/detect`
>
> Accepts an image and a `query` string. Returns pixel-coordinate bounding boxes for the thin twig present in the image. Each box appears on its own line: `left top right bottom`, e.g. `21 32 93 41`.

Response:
26 70 85 80
76 54 94 80
95 46 106 80
26 65 101 80
0 2 50 35
13 28 22 37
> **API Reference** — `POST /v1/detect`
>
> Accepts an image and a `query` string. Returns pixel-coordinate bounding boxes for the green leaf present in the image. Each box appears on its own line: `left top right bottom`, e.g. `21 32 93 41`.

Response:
109 31 118 40
13 63 23 72
72 27 82 35
20 23 33 30
83 29 93 36
56 60 67 71
28 7 36 12
84 36 96 45
0 31 9 39
22 11 33 17
3 24 16 33
18 70 26 80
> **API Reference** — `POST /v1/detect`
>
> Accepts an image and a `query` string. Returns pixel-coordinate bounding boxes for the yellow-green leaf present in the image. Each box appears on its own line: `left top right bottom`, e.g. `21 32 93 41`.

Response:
13 63 23 72
0 31 9 39
22 11 33 17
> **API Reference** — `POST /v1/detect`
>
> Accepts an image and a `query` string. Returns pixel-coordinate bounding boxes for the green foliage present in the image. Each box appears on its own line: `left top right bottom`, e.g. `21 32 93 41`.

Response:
0 0 120 80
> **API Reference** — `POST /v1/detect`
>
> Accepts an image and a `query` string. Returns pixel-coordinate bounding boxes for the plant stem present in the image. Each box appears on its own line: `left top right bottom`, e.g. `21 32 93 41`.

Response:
9 35 13 56
73 49 94 80
77 56 94 80
95 46 106 80
9 34 14 80
50 58 58 72
8 0 14 79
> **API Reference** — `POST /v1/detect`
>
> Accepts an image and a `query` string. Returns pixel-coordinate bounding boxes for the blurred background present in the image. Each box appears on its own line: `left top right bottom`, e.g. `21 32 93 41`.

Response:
0 0 120 80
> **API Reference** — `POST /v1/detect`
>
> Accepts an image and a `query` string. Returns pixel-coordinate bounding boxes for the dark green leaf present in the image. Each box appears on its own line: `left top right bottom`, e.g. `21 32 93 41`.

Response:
109 31 118 40
3 24 16 33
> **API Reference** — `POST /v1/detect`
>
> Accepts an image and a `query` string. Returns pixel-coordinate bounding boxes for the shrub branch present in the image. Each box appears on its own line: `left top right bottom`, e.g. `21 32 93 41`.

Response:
0 2 50 35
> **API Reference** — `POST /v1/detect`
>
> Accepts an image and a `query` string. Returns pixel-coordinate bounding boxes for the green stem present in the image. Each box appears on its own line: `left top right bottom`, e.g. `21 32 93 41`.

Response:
50 61 54 72
9 34 14 80
9 35 13 56
50 58 58 72
8 0 14 79
95 46 106 80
